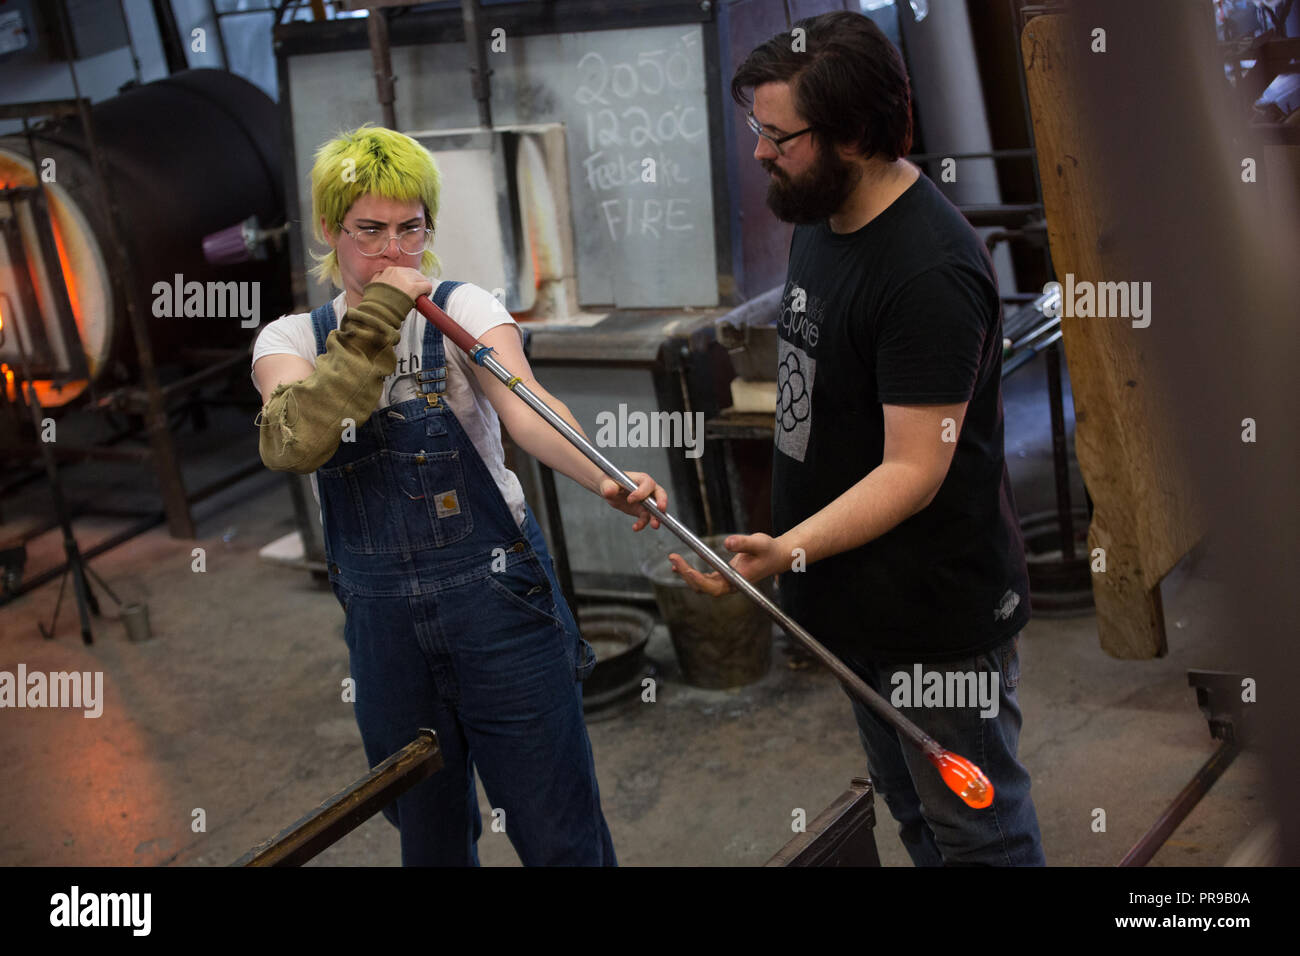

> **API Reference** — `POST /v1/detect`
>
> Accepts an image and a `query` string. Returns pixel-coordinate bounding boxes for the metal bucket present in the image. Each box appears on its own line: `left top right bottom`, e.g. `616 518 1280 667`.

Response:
641 536 773 689
579 604 655 719
121 602 152 642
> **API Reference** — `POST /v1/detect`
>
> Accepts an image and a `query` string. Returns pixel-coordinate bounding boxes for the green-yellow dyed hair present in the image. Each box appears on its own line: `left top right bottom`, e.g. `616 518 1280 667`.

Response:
309 125 442 287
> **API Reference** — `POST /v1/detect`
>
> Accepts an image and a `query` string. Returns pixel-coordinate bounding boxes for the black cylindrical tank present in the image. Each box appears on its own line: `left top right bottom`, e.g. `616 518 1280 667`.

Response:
0 68 291 409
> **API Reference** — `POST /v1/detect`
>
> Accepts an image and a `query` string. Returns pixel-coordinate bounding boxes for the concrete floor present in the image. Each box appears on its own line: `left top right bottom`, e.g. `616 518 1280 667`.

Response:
0 352 1269 866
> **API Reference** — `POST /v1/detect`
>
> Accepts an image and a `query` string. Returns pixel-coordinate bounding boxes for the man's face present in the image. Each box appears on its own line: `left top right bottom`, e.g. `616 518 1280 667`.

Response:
323 193 426 297
751 82 860 224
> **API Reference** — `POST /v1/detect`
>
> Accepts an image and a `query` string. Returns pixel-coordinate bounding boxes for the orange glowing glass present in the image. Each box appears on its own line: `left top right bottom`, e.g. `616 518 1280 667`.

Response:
927 750 994 809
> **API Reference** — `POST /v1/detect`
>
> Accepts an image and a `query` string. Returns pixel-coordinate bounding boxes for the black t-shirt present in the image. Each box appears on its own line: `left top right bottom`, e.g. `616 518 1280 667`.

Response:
771 171 1030 663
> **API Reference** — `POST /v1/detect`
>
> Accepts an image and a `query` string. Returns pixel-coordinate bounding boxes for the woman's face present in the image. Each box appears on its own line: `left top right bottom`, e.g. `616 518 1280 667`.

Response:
323 193 427 302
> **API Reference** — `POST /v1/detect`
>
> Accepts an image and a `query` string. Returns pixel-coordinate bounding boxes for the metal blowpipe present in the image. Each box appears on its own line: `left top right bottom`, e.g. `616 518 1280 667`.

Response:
414 294 993 810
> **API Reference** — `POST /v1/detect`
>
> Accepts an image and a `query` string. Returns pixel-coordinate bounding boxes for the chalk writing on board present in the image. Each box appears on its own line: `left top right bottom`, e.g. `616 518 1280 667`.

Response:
598 197 694 240
572 32 704 242
582 151 690 191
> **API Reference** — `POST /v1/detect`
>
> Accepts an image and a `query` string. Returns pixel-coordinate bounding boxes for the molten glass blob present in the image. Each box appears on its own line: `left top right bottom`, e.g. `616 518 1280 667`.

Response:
928 750 994 809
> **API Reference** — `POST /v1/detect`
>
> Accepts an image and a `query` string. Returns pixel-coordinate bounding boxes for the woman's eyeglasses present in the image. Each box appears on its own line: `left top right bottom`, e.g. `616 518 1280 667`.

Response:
338 223 433 257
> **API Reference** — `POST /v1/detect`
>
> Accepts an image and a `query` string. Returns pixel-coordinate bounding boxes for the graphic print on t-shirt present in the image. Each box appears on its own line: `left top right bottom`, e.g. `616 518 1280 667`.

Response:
774 278 823 463
775 338 814 462
382 348 424 406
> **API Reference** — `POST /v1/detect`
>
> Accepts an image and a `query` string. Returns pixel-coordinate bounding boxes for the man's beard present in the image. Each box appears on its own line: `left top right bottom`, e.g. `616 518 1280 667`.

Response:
762 147 860 224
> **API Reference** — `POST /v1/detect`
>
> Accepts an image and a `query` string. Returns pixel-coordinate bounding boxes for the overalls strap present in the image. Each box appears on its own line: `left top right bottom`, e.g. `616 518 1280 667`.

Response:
311 281 463 371
416 281 463 402
310 300 337 356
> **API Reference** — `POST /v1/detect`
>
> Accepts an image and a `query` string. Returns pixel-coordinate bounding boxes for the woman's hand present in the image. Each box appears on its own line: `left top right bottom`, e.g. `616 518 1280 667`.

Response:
366 266 432 302
669 532 790 596
599 471 667 532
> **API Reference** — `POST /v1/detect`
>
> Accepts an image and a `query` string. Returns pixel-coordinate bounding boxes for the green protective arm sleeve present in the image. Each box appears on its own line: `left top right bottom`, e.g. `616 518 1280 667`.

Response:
255 281 415 474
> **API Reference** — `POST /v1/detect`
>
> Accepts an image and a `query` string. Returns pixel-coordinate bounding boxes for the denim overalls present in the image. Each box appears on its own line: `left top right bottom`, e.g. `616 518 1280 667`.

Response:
314 280 614 866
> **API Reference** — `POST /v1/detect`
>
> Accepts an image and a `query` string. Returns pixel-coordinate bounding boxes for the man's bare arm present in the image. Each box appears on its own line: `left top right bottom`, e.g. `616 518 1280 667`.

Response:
669 401 968 594
779 401 968 565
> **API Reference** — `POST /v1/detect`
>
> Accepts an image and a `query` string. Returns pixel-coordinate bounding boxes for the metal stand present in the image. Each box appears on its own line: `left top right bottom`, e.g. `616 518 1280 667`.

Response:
766 777 881 867
366 5 397 129
1001 289 1094 613
234 729 443 867
536 462 579 614
0 291 127 643
1118 669 1252 866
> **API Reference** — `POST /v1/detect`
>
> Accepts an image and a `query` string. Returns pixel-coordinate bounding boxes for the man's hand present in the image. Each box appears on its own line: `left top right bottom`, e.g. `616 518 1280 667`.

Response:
669 532 789 596
366 266 432 303
600 471 667 532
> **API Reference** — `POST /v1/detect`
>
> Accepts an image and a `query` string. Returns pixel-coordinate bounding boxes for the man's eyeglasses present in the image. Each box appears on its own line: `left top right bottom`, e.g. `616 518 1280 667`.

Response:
746 111 814 156
338 223 433 257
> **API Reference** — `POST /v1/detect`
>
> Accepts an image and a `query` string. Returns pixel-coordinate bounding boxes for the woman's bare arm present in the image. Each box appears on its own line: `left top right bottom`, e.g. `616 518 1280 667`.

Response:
253 353 315 401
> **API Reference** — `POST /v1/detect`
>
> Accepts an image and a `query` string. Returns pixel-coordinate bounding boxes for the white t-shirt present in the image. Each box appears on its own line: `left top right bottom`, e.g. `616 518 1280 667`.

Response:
251 281 527 529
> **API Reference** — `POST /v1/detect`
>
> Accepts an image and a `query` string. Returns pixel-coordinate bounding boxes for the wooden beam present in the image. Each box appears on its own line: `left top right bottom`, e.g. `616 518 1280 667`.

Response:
1021 15 1204 659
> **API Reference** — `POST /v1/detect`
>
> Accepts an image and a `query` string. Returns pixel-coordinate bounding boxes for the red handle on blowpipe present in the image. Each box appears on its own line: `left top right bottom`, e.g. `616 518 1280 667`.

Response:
415 294 481 356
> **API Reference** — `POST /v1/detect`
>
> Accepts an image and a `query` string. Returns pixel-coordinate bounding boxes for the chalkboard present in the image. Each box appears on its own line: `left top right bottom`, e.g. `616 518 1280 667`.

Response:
553 27 719 309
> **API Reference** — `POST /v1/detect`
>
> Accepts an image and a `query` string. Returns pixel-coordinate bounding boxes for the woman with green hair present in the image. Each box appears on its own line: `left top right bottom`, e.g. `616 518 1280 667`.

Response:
252 125 664 865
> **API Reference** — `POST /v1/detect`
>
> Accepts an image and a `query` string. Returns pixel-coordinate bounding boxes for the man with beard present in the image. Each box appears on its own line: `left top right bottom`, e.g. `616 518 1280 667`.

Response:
670 11 1045 865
